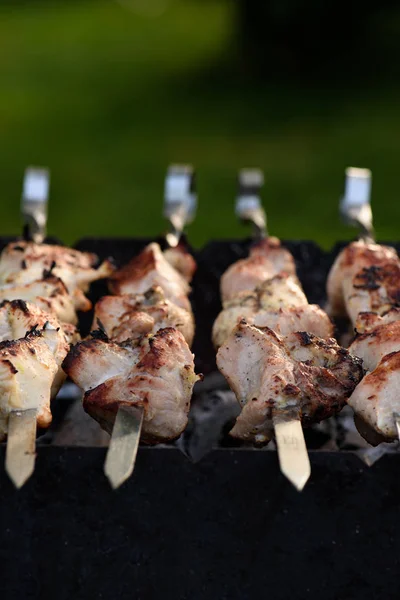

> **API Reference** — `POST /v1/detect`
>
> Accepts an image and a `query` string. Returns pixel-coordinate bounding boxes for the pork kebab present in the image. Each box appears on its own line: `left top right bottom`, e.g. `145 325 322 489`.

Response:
215 238 362 442
325 167 400 444
0 239 114 487
327 239 400 443
213 174 362 489
63 166 201 488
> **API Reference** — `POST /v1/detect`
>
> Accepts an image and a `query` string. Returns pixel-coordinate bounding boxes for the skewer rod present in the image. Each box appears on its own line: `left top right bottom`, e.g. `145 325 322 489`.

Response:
273 407 311 492
104 405 144 489
5 408 37 489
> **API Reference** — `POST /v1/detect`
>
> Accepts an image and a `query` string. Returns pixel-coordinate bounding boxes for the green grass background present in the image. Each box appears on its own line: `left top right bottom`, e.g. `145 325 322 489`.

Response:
1 0 400 247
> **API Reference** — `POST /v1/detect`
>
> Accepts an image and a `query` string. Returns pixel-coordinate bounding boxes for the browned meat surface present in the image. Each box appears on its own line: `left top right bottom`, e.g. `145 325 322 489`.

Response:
62 327 200 443
93 286 194 345
355 308 400 334
350 320 400 372
216 320 362 444
0 326 69 441
326 240 399 320
220 237 297 302
0 240 114 307
0 274 84 323
213 275 332 348
109 243 192 312
348 351 400 441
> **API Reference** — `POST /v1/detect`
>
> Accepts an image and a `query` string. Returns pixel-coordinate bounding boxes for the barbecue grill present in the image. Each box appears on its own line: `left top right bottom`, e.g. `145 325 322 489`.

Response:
1 234 399 600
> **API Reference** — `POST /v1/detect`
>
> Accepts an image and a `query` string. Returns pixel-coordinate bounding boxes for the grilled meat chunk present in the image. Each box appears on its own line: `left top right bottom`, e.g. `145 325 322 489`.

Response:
348 351 400 441
216 320 362 444
0 299 79 345
350 320 400 373
0 241 113 307
163 244 197 282
0 299 76 397
220 237 297 303
0 275 82 324
213 275 332 348
355 308 400 334
109 243 192 312
343 263 400 326
62 327 200 443
93 286 194 345
0 326 69 441
326 240 399 320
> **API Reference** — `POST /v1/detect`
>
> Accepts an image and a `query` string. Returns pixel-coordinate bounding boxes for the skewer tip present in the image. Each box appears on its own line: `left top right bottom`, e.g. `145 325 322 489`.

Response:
273 413 311 492
103 405 144 490
5 409 37 489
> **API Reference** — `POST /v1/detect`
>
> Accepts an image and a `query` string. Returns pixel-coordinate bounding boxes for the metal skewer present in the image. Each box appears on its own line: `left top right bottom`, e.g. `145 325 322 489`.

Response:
236 168 310 490
236 169 267 239
104 165 197 488
340 167 374 243
340 167 400 449
5 167 50 488
164 164 197 248
21 166 50 244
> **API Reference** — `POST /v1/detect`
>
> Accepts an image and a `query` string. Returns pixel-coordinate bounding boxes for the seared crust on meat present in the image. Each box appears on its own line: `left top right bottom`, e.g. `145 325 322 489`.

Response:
326 240 399 320
216 320 362 444
213 274 332 348
62 327 200 443
350 320 400 373
93 286 194 346
109 243 192 312
348 351 400 440
0 241 114 307
220 237 297 302
0 326 69 440
0 275 82 323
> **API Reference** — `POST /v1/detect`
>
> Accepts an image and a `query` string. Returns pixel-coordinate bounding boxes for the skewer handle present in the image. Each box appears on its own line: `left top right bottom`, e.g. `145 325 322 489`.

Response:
164 164 196 247
236 168 267 238
21 166 50 244
104 405 144 489
340 166 374 242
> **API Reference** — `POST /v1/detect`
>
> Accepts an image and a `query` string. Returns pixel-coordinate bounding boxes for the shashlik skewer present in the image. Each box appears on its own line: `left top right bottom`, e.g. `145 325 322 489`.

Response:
1 168 114 487
327 167 400 445
216 172 316 489
63 166 199 488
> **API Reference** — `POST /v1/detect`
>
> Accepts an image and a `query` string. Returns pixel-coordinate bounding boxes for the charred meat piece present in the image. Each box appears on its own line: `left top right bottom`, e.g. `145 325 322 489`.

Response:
109 243 192 312
62 327 200 443
0 240 114 306
0 275 83 324
213 274 332 348
344 263 400 326
348 351 400 441
0 325 69 441
220 237 297 303
216 320 362 444
326 240 399 319
93 286 194 346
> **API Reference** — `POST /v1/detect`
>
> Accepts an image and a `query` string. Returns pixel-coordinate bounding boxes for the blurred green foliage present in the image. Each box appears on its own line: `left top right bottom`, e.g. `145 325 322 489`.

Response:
1 0 400 247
